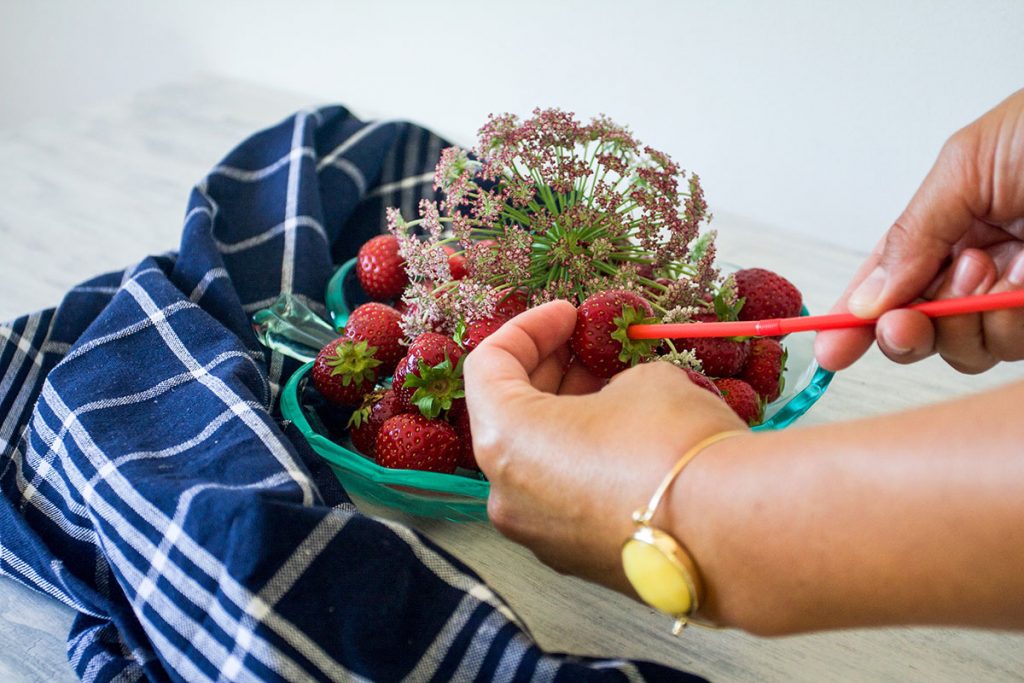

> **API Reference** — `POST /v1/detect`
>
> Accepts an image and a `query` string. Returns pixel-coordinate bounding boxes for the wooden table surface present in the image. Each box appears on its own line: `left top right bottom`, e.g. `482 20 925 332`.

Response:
1 75 1022 683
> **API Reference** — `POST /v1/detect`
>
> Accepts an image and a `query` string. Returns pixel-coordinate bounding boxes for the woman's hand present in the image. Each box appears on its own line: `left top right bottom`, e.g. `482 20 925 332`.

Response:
815 89 1024 373
463 300 745 592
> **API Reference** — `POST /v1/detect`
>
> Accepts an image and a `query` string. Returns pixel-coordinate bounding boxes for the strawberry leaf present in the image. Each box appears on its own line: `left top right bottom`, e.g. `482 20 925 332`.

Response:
610 305 661 367
713 275 744 322
453 319 467 347
778 347 788 397
347 389 385 429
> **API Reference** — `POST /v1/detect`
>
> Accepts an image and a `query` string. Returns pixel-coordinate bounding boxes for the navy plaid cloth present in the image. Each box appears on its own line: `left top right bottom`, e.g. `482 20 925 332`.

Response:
0 107 704 682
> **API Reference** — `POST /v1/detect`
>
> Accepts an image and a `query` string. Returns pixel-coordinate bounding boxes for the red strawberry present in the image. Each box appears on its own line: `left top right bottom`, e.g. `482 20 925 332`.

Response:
734 268 803 325
393 333 465 417
459 317 505 352
342 302 404 375
311 337 382 407
376 413 460 473
571 290 660 379
675 336 750 377
349 389 409 457
494 290 528 320
739 337 787 403
671 313 750 377
680 367 723 398
442 245 469 280
713 378 764 426
357 234 408 301
449 398 478 471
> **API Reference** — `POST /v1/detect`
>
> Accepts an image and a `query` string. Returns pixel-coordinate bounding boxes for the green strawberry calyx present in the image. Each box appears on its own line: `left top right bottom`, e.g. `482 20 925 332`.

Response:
777 346 789 398
325 339 382 387
347 388 386 430
713 274 745 323
610 304 661 367
404 353 466 419
753 396 768 427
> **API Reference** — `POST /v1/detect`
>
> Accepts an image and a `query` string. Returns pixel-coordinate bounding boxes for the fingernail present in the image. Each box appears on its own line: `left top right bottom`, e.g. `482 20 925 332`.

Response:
847 267 886 316
879 326 911 356
1008 252 1024 287
951 253 987 296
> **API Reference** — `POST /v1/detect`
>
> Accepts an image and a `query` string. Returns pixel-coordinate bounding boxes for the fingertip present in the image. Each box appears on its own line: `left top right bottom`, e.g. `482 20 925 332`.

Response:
846 266 887 318
1005 249 1024 288
813 328 875 371
466 300 580 394
876 310 935 364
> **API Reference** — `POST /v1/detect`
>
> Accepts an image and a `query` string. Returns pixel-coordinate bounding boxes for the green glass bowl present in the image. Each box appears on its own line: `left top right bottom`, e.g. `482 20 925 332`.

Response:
280 258 835 522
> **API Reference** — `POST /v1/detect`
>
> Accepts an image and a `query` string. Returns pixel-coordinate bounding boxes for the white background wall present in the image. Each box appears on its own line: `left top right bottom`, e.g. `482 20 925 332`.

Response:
2 1 1022 253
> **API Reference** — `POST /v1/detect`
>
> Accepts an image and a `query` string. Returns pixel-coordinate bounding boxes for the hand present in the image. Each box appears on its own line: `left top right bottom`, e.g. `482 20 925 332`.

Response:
463 300 745 593
815 89 1024 373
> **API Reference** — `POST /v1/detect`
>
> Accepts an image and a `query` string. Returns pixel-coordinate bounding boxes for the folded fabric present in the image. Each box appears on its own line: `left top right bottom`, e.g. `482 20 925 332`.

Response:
0 106 704 682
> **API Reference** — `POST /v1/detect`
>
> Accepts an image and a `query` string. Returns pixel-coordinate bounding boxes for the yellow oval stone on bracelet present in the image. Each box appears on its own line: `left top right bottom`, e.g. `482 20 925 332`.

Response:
622 525 701 616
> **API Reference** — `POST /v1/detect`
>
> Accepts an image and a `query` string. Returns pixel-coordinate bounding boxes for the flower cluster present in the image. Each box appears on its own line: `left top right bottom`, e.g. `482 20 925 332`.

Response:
389 108 723 338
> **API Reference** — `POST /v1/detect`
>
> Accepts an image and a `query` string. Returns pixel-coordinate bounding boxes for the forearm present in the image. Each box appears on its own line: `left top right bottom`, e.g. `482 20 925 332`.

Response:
671 379 1024 635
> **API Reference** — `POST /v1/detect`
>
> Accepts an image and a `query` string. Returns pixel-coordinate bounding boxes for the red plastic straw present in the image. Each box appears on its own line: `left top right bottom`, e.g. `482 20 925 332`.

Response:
627 289 1024 339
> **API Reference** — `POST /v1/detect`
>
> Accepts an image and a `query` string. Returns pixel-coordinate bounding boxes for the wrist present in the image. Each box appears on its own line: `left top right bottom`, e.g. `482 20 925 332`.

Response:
621 428 748 632
664 428 765 629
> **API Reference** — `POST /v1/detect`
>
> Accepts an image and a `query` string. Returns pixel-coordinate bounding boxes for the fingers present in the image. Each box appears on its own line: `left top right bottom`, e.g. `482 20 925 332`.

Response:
815 248 998 371
464 300 577 410
874 248 996 366
980 249 1024 364
845 135 980 319
558 357 606 396
871 247 1024 373
528 342 573 394
464 300 577 460
873 309 936 364
815 90 1024 371
929 249 999 372
814 325 876 372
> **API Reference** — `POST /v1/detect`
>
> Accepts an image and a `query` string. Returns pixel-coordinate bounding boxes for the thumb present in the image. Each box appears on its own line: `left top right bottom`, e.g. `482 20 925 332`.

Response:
846 134 980 318
463 300 577 417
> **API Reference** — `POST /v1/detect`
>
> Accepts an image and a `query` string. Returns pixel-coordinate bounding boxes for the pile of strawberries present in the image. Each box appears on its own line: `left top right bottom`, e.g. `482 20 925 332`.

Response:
310 234 525 475
567 266 801 427
311 233 803 476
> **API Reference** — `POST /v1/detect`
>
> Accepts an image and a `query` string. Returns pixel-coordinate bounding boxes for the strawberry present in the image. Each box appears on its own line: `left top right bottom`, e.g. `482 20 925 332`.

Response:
671 312 750 377
680 367 723 398
356 234 408 301
713 378 764 426
571 290 660 379
449 398 478 470
739 337 787 403
456 317 505 352
311 337 382 407
442 245 469 280
494 290 528 320
734 268 803 325
348 389 409 457
674 335 750 377
376 413 460 473
342 302 404 375
393 333 465 417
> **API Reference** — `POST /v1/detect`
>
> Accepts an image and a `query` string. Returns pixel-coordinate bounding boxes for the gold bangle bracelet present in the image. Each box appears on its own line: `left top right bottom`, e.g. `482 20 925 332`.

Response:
621 429 747 635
